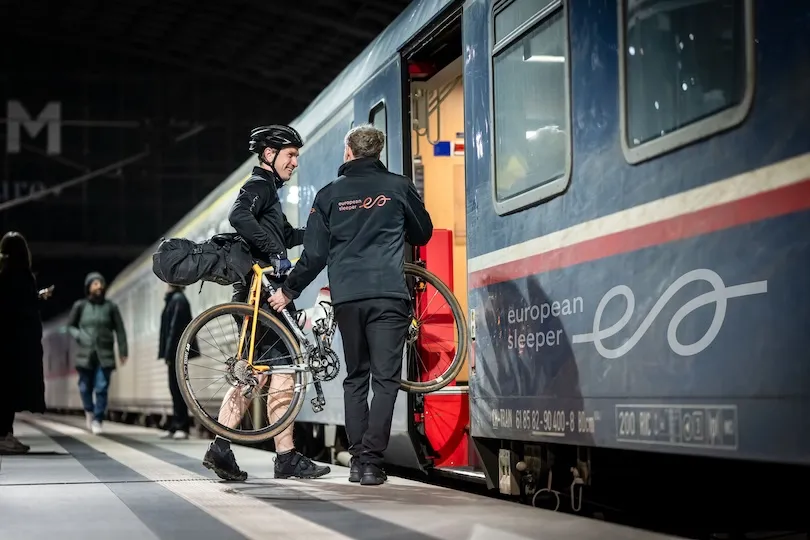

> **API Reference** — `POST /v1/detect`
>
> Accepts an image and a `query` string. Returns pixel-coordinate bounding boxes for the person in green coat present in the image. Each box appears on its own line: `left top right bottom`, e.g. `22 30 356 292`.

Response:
67 272 128 434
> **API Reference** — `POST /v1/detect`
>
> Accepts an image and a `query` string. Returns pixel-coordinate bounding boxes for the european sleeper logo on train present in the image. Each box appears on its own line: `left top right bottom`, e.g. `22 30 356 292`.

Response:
505 268 768 360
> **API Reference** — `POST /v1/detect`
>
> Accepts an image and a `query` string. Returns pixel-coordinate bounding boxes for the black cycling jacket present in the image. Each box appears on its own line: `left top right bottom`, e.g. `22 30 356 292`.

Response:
228 166 305 262
282 157 433 305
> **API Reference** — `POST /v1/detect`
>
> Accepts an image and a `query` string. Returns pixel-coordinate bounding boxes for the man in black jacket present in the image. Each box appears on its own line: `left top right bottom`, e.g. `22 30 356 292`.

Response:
158 284 197 440
202 124 330 482
269 124 433 485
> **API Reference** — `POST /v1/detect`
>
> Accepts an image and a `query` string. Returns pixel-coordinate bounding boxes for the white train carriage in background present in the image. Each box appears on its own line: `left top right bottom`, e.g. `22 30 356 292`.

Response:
43 0 810 531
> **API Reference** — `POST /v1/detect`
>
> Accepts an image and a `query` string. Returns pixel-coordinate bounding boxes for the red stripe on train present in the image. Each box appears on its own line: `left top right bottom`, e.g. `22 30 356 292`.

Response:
469 178 810 289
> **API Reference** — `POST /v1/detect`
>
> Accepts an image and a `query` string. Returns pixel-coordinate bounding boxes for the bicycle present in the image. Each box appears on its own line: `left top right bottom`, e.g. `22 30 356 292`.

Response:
175 259 468 444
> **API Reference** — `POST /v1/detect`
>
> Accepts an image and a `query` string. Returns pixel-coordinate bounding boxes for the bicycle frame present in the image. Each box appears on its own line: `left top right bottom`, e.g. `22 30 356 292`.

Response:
176 258 463 441
235 263 313 370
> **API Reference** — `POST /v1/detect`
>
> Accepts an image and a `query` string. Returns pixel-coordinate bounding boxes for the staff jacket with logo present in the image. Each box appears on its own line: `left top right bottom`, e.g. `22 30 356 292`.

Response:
282 157 433 305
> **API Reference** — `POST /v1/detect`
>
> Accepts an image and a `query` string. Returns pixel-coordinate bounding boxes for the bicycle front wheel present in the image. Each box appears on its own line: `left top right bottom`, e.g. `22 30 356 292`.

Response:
400 262 469 393
175 302 308 444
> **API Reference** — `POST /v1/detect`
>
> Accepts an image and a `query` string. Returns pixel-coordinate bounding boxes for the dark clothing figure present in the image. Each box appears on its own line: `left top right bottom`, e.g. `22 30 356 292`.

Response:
67 272 128 430
0 265 47 416
226 165 305 391
281 156 433 484
283 157 433 305
336 297 412 466
229 166 305 263
229 166 306 363
0 231 47 455
202 159 330 482
158 287 198 436
68 272 128 370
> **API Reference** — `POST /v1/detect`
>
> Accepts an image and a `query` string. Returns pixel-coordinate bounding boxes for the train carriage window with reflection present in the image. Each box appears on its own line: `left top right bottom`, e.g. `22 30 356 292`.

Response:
492 0 570 209
622 0 752 160
370 102 388 167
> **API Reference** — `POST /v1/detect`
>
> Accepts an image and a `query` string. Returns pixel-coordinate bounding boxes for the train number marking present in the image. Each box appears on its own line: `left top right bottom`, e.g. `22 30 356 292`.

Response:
615 404 738 450
491 407 597 436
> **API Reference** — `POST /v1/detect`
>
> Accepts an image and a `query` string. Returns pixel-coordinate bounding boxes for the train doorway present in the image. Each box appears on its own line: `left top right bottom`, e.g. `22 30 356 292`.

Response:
404 6 467 377
401 5 482 480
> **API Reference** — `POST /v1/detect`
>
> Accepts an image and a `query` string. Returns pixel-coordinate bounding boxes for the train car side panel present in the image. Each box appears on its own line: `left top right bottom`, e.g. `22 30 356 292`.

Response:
465 0 810 465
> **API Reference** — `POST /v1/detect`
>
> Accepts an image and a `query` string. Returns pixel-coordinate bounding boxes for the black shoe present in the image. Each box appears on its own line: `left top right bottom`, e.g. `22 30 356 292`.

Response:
348 458 361 483
202 442 248 481
360 463 387 486
274 451 331 479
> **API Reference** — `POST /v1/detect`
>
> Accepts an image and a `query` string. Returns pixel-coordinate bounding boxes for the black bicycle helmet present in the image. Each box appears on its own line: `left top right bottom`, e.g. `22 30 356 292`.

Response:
249 125 304 154
249 125 304 186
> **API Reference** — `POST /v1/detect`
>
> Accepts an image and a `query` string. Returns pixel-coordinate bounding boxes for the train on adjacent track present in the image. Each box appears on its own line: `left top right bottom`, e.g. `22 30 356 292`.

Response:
42 0 810 530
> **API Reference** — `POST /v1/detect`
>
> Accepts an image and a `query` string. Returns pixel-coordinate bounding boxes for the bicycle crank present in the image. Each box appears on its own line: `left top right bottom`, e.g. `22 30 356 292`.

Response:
309 348 340 382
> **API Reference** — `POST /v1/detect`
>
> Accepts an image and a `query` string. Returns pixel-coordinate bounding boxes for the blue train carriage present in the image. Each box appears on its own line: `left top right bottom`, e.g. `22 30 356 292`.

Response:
463 0 810 517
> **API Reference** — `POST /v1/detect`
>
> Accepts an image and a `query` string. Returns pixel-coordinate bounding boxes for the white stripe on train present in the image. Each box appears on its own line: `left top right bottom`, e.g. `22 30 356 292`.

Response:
468 152 810 273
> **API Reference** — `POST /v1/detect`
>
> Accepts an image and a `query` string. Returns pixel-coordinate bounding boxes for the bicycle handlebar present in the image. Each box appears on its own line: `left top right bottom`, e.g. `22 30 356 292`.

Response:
259 259 297 278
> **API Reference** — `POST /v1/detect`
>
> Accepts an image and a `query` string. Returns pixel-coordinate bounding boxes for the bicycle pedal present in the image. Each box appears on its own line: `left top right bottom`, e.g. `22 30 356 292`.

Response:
310 398 324 413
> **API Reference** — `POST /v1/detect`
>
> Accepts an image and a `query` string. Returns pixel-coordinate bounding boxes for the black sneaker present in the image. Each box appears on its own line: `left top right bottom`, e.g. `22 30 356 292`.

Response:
348 457 361 483
274 451 331 479
202 442 248 481
360 463 387 486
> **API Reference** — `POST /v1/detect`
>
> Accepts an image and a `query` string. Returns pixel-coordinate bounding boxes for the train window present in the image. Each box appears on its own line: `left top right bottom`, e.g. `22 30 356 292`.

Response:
369 101 388 167
619 0 755 164
494 0 558 43
491 0 571 215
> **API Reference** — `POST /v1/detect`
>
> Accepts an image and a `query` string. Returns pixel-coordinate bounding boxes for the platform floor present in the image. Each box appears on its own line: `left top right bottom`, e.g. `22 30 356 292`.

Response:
0 413 681 540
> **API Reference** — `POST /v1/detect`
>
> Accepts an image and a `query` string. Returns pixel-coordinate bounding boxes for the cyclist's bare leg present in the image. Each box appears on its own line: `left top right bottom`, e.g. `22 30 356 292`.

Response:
215 373 269 428
268 372 331 479
214 372 294 451
214 374 295 452
267 373 294 452
202 373 271 481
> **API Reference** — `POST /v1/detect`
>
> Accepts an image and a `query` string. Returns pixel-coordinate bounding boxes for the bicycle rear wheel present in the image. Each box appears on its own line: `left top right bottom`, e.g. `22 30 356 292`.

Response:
175 302 308 444
400 262 468 393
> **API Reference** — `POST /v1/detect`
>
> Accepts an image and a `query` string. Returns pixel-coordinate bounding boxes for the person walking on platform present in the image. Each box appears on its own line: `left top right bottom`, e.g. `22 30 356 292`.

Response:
202 124 330 482
269 124 434 485
0 231 50 455
67 272 128 435
158 283 197 440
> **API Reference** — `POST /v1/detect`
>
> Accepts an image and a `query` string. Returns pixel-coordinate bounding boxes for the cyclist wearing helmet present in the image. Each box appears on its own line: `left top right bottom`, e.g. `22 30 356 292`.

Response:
201 124 331 482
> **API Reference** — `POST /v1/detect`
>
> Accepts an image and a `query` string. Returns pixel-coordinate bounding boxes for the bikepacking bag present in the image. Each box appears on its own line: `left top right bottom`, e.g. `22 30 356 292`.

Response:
151 233 253 287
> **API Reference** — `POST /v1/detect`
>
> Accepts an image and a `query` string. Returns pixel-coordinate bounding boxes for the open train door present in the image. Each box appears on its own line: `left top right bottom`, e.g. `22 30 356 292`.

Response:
400 1 479 480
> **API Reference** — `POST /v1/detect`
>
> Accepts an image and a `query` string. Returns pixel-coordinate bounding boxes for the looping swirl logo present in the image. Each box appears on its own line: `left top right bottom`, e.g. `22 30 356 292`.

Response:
338 194 391 212
571 269 768 359
362 195 391 208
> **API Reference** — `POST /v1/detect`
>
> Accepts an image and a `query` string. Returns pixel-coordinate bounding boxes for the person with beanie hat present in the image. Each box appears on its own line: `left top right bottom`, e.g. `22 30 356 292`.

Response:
67 271 128 434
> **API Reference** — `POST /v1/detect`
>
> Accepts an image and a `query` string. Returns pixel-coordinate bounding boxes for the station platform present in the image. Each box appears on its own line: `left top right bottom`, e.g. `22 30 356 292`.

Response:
0 414 680 540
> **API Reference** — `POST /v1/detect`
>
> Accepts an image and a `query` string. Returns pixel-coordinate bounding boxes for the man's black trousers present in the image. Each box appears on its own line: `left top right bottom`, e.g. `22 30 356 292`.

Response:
334 297 411 467
166 361 190 432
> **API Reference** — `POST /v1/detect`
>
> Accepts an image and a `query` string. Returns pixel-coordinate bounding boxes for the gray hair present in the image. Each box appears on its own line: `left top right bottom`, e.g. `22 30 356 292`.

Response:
345 124 385 160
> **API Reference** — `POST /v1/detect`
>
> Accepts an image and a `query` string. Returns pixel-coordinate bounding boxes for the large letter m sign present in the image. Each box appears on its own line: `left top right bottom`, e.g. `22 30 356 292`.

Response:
6 100 62 155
